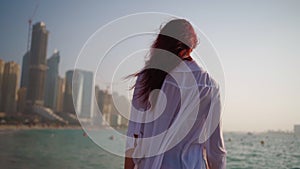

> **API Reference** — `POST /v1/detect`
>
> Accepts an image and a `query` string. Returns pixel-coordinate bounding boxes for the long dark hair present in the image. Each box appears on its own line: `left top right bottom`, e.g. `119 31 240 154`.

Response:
132 19 198 105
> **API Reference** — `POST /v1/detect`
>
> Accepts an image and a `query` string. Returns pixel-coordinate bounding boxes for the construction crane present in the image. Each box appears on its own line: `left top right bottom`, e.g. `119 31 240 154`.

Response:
27 1 39 51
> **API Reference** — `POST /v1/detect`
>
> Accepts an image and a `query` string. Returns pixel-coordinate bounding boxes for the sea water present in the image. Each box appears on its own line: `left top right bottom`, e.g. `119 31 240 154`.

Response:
0 129 299 169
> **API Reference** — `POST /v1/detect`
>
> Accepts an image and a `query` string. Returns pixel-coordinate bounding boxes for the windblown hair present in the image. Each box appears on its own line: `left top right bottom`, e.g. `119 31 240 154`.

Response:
133 19 198 104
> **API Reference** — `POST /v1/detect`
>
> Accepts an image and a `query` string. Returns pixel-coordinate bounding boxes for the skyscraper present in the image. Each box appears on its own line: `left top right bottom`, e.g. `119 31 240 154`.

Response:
20 51 30 88
93 86 103 125
0 61 20 113
80 70 94 119
95 86 105 113
44 50 60 109
0 59 5 110
63 71 75 113
102 90 112 125
55 76 65 112
63 70 94 119
72 70 84 116
26 22 49 106
17 87 27 113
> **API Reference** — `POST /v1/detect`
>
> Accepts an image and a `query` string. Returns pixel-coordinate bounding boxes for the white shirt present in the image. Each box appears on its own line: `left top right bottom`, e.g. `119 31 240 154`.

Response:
126 60 226 169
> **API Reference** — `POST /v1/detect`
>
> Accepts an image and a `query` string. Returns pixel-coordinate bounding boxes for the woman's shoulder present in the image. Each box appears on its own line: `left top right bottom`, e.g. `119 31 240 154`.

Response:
169 60 219 88
171 60 201 72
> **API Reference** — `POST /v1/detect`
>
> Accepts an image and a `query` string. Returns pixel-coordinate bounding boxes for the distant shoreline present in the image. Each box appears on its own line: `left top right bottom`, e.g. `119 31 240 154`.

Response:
0 125 296 134
0 125 82 131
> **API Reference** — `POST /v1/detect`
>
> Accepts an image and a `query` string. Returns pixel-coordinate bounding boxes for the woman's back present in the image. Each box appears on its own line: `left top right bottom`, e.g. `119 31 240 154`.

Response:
127 60 226 169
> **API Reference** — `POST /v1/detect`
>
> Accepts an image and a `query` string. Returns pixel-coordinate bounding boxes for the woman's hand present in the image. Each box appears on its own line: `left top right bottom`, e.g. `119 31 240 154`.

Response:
124 149 135 169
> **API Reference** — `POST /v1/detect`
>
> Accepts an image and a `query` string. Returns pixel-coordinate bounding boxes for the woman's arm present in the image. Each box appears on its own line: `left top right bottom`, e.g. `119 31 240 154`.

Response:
204 86 226 169
205 124 226 169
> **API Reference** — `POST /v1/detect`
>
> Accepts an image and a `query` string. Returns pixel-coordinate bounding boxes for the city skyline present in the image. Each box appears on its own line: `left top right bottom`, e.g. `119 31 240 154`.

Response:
0 0 299 132
0 57 128 127
0 19 128 127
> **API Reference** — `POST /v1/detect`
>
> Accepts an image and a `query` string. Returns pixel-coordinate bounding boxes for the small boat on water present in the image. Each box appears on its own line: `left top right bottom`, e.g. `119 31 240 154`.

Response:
109 135 114 140
247 132 253 136
294 125 300 135
83 132 87 137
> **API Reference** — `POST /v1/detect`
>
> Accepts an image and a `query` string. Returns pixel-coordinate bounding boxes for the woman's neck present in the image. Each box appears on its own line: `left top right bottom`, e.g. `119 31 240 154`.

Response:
182 55 193 61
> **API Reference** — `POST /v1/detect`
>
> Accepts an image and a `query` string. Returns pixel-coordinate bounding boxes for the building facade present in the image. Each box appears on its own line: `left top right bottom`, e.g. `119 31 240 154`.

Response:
17 87 27 113
0 61 20 113
44 50 60 109
55 76 65 112
79 70 94 119
20 51 30 88
95 86 105 113
63 71 75 113
0 59 4 110
92 86 105 126
26 22 49 106
102 91 112 126
63 69 94 119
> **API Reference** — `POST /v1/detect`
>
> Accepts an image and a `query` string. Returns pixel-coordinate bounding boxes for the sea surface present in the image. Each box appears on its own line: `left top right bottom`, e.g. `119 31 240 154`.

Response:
0 129 299 169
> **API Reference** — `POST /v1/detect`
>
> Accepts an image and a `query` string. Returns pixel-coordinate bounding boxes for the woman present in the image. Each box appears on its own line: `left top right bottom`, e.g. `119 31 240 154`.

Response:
125 19 226 169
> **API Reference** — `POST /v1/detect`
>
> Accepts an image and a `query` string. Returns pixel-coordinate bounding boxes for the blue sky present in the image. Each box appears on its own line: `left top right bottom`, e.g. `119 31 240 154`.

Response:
1 0 300 131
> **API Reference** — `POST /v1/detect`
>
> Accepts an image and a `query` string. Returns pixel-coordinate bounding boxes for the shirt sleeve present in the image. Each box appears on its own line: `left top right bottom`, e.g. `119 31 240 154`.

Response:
205 123 226 169
204 86 227 169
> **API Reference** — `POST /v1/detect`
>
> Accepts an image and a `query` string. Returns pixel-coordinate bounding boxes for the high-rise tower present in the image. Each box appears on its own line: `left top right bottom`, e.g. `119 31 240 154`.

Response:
55 76 65 112
0 61 20 113
26 22 49 106
0 59 5 110
20 51 30 88
44 50 60 109
63 70 94 118
63 71 75 114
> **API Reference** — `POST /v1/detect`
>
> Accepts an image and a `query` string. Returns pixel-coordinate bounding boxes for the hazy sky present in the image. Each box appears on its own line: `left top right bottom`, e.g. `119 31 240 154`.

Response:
1 0 299 132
